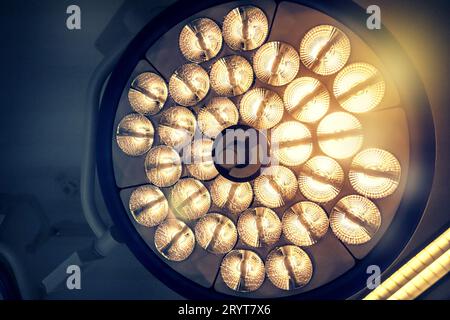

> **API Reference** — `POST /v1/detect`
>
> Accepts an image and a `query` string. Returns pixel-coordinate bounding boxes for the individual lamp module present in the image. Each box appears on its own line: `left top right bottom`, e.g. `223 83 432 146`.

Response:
265 245 313 290
349 148 401 199
282 201 329 246
299 25 351 76
253 41 300 86
210 55 254 97
222 6 269 51
239 88 284 129
158 106 196 149
210 175 253 214
271 121 313 167
194 213 237 254
330 195 381 245
179 18 223 63
170 178 211 221
169 63 210 106
128 72 168 115
184 138 219 181
116 113 154 156
254 166 298 208
283 77 330 123
154 219 195 262
333 63 385 113
129 185 169 227
237 207 282 247
298 156 344 203
220 250 265 292
145 145 182 187
317 112 363 159
197 97 239 138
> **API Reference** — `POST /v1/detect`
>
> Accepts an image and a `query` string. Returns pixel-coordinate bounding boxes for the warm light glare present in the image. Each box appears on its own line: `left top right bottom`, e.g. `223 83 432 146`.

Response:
158 106 196 149
210 175 253 214
254 166 298 208
220 250 265 292
116 113 154 156
129 185 169 227
195 213 237 254
154 219 195 261
239 88 284 129
300 25 350 76
128 72 168 115
169 178 211 221
210 55 254 97
222 6 268 51
253 41 300 86
145 145 182 187
184 138 219 181
237 207 282 247
179 18 222 63
198 97 239 138
169 64 210 106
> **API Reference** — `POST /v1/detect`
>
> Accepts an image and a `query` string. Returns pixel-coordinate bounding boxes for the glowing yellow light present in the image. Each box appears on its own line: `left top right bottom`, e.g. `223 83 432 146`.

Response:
179 18 222 63
283 77 330 123
198 97 239 138
254 166 298 208
237 207 282 247
158 106 196 149
253 41 300 86
271 121 313 167
129 185 168 227
169 178 211 221
266 245 313 290
128 72 168 115
330 195 381 245
222 6 268 51
145 145 182 187
220 249 265 292
239 88 284 129
300 25 350 76
298 156 344 203
210 55 254 97
334 63 385 113
194 213 237 254
169 64 210 106
282 201 329 246
116 113 154 156
210 175 253 214
184 138 219 181
350 148 401 199
154 219 195 261
317 112 363 159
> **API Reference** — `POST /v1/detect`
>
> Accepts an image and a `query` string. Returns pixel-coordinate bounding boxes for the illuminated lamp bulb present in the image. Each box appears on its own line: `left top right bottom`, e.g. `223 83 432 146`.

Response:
210 175 253 214
265 245 313 290
330 195 381 245
222 6 268 51
283 77 330 123
158 106 196 149
128 72 168 115
300 25 350 76
194 213 237 254
220 250 265 292
298 156 344 203
282 201 329 246
237 207 282 247
145 145 182 187
271 121 313 167
333 63 385 113
169 64 210 106
154 219 195 261
179 18 222 63
169 178 211 221
253 41 300 86
239 88 284 129
129 185 169 227
317 112 363 159
116 113 154 156
349 148 401 199
254 166 298 208
198 97 239 138
184 138 219 181
210 55 254 97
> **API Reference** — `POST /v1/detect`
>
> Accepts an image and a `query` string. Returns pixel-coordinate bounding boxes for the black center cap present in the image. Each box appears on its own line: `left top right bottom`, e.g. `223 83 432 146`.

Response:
212 125 270 183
